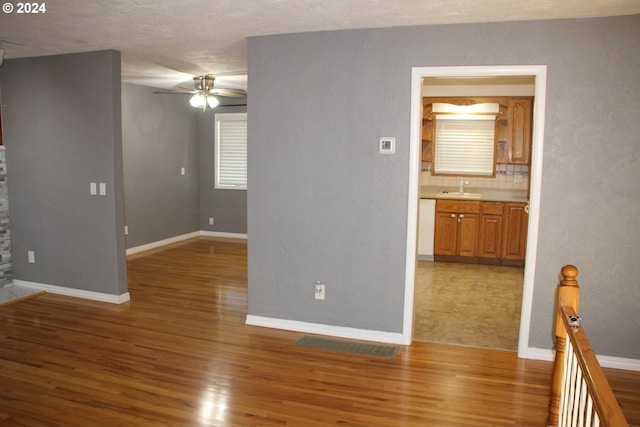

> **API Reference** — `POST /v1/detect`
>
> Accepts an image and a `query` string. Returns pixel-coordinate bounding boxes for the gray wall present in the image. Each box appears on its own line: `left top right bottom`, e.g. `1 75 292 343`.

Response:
121 83 200 248
247 15 640 358
0 50 127 295
198 105 248 234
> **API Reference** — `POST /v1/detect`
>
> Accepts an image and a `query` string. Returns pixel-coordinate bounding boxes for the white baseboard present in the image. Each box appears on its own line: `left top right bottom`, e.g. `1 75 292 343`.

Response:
526 347 640 372
126 230 247 255
14 231 245 304
126 231 201 255
13 280 130 304
245 315 405 345
200 231 248 240
525 347 555 361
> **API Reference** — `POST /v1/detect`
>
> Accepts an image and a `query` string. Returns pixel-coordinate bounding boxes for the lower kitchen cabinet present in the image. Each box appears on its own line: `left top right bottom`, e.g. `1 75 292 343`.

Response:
501 202 529 265
434 212 458 256
434 199 528 265
457 214 480 257
478 201 504 262
434 200 480 259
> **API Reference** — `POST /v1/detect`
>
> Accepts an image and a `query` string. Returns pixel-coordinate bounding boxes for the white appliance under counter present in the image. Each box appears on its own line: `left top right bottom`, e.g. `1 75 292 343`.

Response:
417 198 435 261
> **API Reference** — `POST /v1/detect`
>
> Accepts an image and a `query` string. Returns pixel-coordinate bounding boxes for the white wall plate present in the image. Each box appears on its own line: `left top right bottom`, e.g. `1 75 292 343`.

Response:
379 137 395 154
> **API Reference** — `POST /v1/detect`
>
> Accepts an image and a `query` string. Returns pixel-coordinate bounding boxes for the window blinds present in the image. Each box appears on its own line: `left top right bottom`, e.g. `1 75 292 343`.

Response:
433 115 495 176
215 113 247 189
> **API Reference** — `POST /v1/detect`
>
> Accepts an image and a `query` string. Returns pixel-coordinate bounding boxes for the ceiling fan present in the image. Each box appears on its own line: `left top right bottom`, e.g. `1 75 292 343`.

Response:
154 75 247 111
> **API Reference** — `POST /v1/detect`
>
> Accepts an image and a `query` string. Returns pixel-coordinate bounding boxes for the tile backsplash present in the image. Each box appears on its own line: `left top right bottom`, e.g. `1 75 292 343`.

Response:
421 162 529 190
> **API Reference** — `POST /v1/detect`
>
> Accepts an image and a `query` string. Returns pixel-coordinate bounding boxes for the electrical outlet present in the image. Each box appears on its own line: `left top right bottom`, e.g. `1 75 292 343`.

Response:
124 226 129 235
28 251 35 264
315 281 325 300
209 217 214 225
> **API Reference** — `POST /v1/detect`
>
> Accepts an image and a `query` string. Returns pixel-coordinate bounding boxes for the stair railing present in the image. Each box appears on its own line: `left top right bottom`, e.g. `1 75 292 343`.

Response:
547 265 628 427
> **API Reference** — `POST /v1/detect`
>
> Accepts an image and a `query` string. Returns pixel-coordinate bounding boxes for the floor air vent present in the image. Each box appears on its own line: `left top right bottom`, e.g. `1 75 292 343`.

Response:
295 335 397 358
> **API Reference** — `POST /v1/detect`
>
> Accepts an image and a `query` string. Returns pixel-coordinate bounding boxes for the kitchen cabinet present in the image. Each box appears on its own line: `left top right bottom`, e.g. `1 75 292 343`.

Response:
421 102 434 162
495 104 509 164
434 200 480 258
434 199 527 265
423 96 532 166
506 98 532 164
478 202 504 261
501 202 528 265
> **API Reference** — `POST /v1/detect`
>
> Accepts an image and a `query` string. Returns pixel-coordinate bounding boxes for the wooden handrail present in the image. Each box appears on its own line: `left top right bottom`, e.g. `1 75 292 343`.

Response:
548 265 580 426
547 265 628 427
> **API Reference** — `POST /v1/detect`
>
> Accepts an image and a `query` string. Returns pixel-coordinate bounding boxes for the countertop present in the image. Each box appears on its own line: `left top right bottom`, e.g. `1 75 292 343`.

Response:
420 186 529 203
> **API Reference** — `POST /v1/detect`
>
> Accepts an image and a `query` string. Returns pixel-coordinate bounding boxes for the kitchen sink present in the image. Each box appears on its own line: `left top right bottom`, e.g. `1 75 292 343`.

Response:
436 191 482 199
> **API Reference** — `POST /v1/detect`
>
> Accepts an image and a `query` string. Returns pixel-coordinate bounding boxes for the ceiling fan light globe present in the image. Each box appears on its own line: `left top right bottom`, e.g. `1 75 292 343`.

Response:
189 93 205 108
207 95 220 109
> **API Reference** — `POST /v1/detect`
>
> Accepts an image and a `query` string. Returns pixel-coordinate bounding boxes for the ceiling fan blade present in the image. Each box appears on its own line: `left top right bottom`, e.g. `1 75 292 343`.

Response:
153 90 197 94
210 88 247 98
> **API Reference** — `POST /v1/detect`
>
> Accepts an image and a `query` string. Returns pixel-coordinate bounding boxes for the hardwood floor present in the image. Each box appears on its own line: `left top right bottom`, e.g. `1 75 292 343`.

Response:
0 237 638 426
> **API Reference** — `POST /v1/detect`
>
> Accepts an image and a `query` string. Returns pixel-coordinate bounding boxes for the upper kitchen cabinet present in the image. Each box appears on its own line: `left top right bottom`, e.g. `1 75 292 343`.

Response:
506 97 532 164
424 96 533 167
421 101 434 162
495 103 509 164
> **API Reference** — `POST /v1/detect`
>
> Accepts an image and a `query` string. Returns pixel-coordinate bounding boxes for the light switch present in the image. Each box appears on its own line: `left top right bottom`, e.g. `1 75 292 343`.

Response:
90 182 97 195
99 183 106 195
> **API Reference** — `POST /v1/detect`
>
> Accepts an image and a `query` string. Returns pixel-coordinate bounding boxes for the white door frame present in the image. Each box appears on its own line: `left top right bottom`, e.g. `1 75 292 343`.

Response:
402 65 547 359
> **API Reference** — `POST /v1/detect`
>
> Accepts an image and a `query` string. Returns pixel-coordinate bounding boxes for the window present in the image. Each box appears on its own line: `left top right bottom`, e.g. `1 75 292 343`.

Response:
215 112 247 190
433 114 495 176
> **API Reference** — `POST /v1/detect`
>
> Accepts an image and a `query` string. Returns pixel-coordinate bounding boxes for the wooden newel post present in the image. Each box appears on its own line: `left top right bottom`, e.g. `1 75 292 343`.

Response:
547 265 580 426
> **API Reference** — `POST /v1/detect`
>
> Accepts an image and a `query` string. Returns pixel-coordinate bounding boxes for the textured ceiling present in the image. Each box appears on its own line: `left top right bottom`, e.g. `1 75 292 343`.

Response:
1 0 639 90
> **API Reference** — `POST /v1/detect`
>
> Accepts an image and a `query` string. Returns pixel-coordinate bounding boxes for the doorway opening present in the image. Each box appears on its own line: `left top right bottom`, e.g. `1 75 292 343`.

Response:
402 65 547 359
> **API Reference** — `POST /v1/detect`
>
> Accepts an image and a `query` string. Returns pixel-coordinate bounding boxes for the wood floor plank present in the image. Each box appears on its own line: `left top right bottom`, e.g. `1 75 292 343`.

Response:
1 237 638 426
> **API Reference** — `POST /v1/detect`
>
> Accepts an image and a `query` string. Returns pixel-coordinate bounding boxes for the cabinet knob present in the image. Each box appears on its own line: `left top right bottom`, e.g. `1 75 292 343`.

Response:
459 214 465 218
450 214 456 218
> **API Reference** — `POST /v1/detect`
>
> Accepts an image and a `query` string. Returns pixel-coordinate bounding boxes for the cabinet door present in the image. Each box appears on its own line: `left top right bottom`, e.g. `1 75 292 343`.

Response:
434 212 458 256
457 214 479 257
495 104 509 164
502 203 528 260
508 98 532 164
422 103 433 162
421 140 433 162
479 215 503 259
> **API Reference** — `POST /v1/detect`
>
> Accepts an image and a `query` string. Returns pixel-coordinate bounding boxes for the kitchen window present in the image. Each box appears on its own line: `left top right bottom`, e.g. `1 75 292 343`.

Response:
215 112 247 190
433 114 496 176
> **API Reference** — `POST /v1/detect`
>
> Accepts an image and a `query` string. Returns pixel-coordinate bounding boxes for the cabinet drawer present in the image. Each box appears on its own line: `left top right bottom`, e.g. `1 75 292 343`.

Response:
436 200 481 214
482 202 504 215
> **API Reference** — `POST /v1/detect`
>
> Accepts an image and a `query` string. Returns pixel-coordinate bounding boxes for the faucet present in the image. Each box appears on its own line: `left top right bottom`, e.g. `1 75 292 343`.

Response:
459 179 469 193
